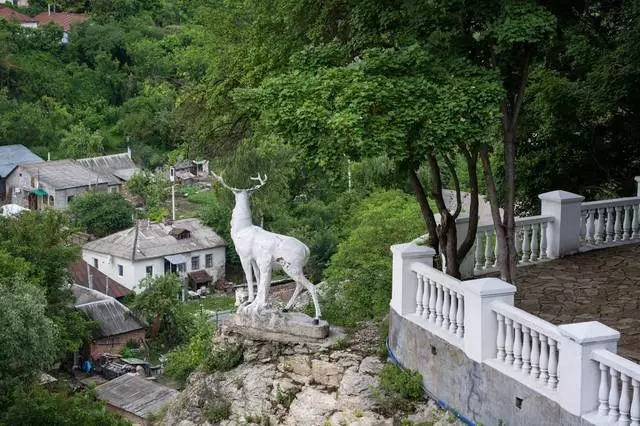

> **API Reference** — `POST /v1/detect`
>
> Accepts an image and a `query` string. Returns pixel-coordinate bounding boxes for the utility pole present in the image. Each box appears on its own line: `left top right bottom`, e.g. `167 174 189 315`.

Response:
169 167 176 221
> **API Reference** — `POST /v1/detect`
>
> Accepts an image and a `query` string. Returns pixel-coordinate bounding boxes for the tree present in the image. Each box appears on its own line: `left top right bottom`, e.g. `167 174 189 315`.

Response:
69 191 134 237
321 190 425 325
130 274 192 347
0 280 59 405
126 170 169 208
59 123 105 159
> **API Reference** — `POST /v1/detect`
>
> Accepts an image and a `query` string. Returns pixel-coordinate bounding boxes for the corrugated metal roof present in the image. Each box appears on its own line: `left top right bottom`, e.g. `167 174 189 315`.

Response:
83 218 226 261
96 374 178 419
72 285 145 338
75 152 138 185
0 144 43 177
18 160 109 189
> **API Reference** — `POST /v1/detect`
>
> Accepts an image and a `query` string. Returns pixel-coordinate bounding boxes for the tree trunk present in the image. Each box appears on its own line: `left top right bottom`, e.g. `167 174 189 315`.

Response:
151 314 161 338
456 146 480 266
409 168 439 251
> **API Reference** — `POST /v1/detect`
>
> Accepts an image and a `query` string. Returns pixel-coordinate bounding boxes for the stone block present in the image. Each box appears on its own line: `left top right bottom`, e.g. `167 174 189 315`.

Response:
311 359 343 387
234 309 330 340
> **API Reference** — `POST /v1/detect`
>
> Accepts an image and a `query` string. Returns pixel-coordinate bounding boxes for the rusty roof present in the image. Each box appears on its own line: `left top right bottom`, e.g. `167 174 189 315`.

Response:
69 259 131 299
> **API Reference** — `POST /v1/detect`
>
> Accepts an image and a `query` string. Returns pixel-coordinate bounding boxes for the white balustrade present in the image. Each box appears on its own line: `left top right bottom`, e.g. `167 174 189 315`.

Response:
473 216 554 274
581 197 640 248
492 300 561 391
590 349 640 426
411 262 465 343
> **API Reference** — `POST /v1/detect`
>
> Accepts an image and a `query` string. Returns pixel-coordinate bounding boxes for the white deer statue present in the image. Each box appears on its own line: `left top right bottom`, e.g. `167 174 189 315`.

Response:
211 172 322 324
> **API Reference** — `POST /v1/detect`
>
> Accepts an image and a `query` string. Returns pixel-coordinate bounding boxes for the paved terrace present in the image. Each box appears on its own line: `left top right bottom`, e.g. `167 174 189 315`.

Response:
514 242 640 362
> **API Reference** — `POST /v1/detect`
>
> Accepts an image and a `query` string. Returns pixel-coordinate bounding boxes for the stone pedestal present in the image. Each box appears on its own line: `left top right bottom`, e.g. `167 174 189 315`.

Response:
233 308 330 341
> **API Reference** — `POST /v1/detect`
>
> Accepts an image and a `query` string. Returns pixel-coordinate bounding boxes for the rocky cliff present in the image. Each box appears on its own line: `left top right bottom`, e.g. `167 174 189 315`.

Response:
162 321 462 426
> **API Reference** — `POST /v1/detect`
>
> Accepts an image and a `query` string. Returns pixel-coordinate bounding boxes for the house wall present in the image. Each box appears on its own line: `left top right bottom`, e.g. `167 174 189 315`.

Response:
54 185 108 209
83 246 226 292
88 329 146 360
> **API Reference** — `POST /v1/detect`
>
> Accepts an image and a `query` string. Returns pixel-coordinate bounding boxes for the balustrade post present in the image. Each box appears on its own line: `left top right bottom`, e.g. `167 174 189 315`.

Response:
556 321 620 417
610 368 620 421
635 176 640 197
522 326 531 374
614 206 624 241
421 277 430 319
448 289 457 334
521 224 531 263
621 374 632 426
415 274 424 316
596 208 606 244
513 322 523 370
606 207 615 242
540 222 548 259
505 318 514 365
474 232 484 271
633 205 640 240
539 190 585 258
623 205 632 241
463 277 516 363
484 230 493 269
390 243 436 315
631 379 640 426
587 210 596 243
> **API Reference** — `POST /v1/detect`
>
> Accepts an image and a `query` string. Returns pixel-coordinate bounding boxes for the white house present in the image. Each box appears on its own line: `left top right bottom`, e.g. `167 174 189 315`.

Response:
82 218 226 292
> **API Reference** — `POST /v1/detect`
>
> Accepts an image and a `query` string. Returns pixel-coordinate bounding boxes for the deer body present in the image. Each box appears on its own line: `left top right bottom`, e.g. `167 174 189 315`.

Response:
214 173 322 321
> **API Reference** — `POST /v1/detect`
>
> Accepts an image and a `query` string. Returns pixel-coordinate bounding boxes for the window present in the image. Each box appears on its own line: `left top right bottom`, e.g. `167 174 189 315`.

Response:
205 254 213 268
118 264 124 276
67 195 74 203
146 266 153 276
177 263 186 274
49 195 54 205
191 256 200 270
93 258 99 268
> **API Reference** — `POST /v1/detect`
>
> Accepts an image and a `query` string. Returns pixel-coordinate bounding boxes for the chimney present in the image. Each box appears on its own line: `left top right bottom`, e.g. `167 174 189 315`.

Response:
86 262 93 290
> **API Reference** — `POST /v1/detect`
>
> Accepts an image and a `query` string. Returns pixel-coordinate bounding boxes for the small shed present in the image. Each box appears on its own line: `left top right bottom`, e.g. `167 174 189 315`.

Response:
96 373 178 423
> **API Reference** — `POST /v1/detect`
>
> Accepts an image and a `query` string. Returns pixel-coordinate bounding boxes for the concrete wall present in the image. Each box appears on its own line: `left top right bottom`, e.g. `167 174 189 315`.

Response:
389 308 585 426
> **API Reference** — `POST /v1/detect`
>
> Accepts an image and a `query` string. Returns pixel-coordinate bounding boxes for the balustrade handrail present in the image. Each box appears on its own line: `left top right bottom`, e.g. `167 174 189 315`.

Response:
582 196 640 210
411 261 466 294
592 349 640 382
492 300 563 342
514 215 555 226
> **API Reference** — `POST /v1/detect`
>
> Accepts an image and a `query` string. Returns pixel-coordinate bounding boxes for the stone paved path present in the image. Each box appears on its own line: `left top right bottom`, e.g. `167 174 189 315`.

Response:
515 243 640 362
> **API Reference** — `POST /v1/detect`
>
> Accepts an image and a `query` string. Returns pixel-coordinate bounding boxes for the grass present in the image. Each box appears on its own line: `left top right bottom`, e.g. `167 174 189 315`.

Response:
183 295 236 315
201 399 231 423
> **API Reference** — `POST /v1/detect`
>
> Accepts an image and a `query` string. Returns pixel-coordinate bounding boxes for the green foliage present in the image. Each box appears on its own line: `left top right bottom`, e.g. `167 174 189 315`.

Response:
275 385 296 408
164 314 214 385
202 343 244 373
374 363 423 417
69 191 134 237
201 399 231 423
126 171 169 208
1 386 131 426
130 274 192 347
0 280 59 404
321 190 424 326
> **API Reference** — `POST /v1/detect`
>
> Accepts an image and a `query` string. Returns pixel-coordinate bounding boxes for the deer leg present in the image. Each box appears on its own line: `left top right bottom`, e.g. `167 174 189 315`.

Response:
282 283 303 312
240 257 254 304
281 262 321 324
255 259 272 307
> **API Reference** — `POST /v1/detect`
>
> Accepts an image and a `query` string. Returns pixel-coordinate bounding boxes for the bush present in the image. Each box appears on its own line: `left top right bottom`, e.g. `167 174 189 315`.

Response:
201 399 231 423
373 363 423 417
164 316 213 385
203 343 244 373
69 192 134 237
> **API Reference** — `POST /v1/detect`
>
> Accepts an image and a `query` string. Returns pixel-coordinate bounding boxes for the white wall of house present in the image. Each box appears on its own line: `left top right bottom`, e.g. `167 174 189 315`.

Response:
82 246 226 292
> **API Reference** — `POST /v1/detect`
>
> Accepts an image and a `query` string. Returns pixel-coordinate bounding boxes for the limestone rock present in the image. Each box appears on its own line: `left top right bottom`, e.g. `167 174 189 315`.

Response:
358 356 384 375
281 354 311 377
235 309 329 340
336 367 379 411
311 359 344 387
329 410 393 426
286 387 337 425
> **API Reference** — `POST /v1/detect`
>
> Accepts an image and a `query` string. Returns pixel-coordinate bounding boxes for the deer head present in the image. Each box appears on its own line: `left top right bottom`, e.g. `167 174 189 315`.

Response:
210 171 268 195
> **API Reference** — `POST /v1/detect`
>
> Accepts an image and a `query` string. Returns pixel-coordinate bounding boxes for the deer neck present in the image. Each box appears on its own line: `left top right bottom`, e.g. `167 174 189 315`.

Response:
231 192 253 236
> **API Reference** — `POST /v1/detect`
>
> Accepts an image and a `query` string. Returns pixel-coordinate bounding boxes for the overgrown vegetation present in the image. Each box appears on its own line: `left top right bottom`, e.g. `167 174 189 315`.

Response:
373 363 424 417
202 343 244 373
163 313 213 385
201 399 232 423
69 192 134 237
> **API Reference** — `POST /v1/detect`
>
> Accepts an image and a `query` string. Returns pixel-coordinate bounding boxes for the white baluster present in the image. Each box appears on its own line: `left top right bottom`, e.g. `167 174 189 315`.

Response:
530 223 539 262
493 231 499 268
540 222 548 259
415 274 424 316
596 208 606 244
587 209 596 243
631 378 640 426
632 205 640 240
496 313 505 361
598 362 610 416
623 205 632 241
484 230 493 269
421 276 429 319
448 289 457 334
530 330 540 379
521 326 531 375
505 318 514 365
513 322 522 370
620 374 631 426
538 334 549 386
548 338 558 389
521 224 531 262
428 279 437 324
580 210 588 241
606 207 615 243
455 294 464 338
515 227 523 263
442 287 450 330
610 368 620 421
475 232 484 270
435 283 443 327
615 206 623 241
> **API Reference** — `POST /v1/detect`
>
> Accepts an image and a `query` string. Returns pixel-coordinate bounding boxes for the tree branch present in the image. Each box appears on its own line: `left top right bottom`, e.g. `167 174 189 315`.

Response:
409 168 439 251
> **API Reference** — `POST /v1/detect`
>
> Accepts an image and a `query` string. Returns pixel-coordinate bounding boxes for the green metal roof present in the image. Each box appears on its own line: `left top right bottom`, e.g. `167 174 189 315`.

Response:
31 188 47 196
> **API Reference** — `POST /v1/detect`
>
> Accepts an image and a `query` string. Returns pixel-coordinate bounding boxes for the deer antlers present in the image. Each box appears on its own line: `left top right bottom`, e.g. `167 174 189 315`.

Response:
210 171 268 193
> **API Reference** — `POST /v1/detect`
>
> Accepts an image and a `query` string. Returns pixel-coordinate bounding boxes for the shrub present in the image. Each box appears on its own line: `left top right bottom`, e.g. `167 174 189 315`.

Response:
164 314 213 385
203 343 244 373
373 363 423 416
201 399 231 423
69 192 134 237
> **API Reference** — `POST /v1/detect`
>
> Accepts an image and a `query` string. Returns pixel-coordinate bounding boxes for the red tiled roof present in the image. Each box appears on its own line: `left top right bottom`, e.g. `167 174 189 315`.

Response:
34 11 88 32
70 259 131 299
0 6 37 23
